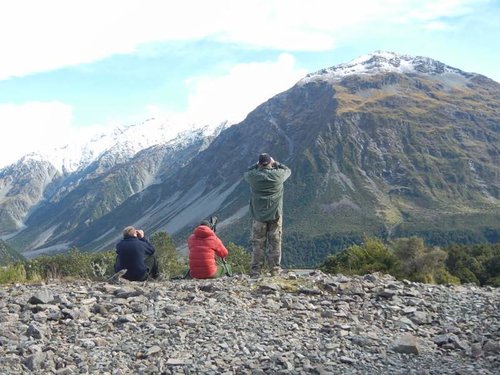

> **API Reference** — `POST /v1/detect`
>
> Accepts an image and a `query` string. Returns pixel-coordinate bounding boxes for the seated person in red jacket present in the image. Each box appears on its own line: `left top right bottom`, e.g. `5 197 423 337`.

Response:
188 216 232 279
114 226 160 281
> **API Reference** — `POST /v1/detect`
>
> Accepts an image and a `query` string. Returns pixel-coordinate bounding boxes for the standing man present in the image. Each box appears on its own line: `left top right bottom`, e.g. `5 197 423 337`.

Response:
114 226 160 281
244 153 291 277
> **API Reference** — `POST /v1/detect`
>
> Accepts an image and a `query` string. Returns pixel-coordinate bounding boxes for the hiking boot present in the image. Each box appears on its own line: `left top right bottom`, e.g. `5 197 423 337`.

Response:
153 273 167 282
107 269 127 283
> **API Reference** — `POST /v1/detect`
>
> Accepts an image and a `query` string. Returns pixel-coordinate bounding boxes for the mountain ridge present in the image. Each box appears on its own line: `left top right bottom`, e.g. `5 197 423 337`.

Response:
1 51 499 262
302 50 483 83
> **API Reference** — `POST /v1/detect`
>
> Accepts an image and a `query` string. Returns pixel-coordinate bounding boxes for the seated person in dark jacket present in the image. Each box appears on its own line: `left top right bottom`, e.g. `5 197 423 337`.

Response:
114 226 159 281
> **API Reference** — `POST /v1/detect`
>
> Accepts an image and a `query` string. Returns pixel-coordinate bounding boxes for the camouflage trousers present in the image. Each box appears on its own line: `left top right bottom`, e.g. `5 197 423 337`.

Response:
250 216 282 275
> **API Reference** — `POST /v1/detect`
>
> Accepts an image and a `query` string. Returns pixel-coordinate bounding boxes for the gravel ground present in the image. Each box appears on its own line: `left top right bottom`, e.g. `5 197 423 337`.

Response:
0 271 498 374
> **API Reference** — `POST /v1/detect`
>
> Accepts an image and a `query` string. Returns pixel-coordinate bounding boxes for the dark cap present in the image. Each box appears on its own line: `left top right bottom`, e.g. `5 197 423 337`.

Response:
258 153 272 166
200 215 218 231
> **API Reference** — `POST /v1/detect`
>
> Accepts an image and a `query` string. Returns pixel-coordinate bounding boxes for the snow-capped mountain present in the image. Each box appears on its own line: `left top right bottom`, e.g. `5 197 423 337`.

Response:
301 51 473 84
22 117 231 174
2 51 499 262
0 118 233 238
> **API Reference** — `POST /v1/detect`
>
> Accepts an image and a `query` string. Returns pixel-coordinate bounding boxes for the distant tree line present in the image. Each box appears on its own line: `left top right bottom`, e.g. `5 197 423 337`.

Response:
0 231 498 287
391 228 500 247
281 227 499 269
282 233 363 268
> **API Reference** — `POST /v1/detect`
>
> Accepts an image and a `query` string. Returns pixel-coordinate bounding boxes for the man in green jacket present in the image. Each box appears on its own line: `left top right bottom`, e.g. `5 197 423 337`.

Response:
244 153 291 277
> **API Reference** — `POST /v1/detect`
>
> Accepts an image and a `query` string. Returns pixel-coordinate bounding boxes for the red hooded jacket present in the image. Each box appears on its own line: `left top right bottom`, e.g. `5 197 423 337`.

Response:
188 225 228 279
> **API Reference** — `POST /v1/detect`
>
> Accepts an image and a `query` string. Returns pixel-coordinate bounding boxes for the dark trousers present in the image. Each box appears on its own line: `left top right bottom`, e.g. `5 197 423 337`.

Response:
144 254 160 280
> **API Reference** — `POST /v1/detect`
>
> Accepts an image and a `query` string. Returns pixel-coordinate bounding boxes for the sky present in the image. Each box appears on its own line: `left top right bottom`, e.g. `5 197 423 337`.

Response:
0 0 499 168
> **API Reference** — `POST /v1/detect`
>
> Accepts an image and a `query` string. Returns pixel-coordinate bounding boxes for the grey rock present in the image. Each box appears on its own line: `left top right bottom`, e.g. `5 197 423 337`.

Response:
449 335 470 351
28 290 54 305
298 287 322 295
146 345 162 356
398 316 417 330
377 289 397 299
351 335 373 347
391 334 420 355
339 356 355 364
410 311 431 325
26 324 45 339
92 303 108 315
166 358 190 365
320 310 335 318
114 287 142 298
363 274 378 282
24 351 46 371
470 342 483 358
116 314 136 323
55 368 74 375
483 340 500 354
257 283 281 294
433 334 453 346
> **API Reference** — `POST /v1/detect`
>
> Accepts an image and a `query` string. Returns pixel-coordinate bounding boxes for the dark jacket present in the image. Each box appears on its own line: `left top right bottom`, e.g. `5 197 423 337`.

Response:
188 225 228 279
115 236 155 281
243 162 291 222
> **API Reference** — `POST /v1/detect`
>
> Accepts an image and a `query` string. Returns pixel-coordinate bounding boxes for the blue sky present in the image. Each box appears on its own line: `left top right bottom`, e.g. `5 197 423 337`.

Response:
0 0 499 168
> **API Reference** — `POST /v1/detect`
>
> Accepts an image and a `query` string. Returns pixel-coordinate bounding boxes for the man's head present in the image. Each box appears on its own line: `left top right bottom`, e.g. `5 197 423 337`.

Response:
200 215 218 232
258 153 273 168
123 226 137 238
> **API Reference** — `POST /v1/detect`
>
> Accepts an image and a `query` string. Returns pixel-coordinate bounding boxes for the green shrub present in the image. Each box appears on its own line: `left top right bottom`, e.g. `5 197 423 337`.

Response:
0 263 27 283
24 248 116 280
0 248 116 284
390 237 450 284
320 236 476 286
486 275 500 287
151 231 187 278
433 268 461 285
444 243 500 286
320 237 398 276
226 242 252 274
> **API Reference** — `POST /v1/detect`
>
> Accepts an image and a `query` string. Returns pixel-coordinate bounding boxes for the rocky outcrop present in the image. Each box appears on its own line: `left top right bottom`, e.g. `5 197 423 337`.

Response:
0 156 61 234
0 272 498 374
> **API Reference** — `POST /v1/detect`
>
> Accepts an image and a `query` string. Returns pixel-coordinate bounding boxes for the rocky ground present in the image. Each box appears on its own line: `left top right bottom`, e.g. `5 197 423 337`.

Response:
0 271 499 374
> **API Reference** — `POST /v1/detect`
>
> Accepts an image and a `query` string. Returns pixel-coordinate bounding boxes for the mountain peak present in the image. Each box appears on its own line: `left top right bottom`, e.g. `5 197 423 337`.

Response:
301 51 473 84
6 118 234 175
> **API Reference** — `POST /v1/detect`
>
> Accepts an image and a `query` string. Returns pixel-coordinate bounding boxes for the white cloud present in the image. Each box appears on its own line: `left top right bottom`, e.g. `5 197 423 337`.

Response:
0 0 483 79
422 21 453 31
0 102 74 167
404 0 475 22
183 53 307 124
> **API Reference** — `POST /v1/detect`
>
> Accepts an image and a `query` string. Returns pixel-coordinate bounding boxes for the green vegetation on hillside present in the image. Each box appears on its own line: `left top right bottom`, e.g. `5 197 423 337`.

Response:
0 239 25 266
